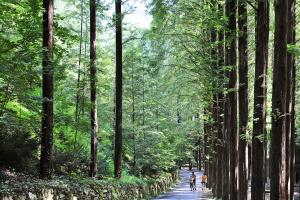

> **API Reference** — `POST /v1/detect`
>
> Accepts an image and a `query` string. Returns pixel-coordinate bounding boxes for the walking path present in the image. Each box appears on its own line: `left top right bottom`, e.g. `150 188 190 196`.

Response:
153 169 213 200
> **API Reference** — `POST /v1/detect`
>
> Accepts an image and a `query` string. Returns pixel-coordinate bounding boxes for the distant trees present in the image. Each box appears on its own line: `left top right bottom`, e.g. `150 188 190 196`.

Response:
40 0 54 179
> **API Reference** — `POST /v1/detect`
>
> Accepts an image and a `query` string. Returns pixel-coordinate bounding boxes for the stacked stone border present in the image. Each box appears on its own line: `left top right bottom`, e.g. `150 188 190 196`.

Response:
0 171 179 200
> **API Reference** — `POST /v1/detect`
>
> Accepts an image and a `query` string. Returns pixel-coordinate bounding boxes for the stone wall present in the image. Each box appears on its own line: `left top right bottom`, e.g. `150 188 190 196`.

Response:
0 172 178 200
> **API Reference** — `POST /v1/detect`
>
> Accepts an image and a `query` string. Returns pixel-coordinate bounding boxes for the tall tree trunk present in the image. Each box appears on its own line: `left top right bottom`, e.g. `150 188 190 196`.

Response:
210 23 218 194
225 0 238 199
89 0 98 178
74 0 84 149
238 0 249 199
251 0 269 199
131 64 136 170
114 0 123 179
223 10 230 196
207 106 213 189
203 109 209 175
216 27 224 198
222 98 229 200
289 53 296 200
212 97 218 194
40 0 54 179
142 69 145 140
287 0 295 198
270 0 288 198
81 16 89 115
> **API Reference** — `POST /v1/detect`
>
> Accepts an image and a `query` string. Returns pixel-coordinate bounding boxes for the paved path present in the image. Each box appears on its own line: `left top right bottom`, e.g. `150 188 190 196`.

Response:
153 170 213 200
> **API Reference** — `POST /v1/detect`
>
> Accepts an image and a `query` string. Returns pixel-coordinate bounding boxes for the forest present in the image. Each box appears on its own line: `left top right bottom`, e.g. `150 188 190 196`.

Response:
0 0 299 199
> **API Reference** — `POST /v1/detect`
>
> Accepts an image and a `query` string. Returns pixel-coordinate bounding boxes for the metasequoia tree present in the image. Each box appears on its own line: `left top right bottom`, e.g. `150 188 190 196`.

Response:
89 0 98 178
216 4 224 197
286 0 296 199
238 0 249 199
40 0 54 179
251 0 269 199
74 0 84 149
114 0 123 179
270 0 288 198
225 0 238 199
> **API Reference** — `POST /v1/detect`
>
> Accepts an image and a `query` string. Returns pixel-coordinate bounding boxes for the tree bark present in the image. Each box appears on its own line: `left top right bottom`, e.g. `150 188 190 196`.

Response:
114 0 123 179
287 0 295 198
222 98 229 200
40 0 54 180
225 0 238 199
89 0 98 178
289 53 296 200
210 98 217 193
238 0 249 199
216 27 224 198
251 0 269 199
270 0 288 198
210 23 218 194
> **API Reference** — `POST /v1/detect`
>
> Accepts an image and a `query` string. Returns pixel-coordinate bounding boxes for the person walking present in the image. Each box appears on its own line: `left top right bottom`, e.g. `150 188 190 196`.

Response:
201 172 208 190
190 171 196 191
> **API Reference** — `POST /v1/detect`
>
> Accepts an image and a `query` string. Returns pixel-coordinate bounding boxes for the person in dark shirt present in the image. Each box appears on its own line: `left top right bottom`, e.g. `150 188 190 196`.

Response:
189 172 196 191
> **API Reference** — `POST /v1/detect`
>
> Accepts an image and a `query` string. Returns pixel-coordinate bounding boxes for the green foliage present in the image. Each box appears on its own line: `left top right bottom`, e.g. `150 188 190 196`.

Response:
0 129 38 171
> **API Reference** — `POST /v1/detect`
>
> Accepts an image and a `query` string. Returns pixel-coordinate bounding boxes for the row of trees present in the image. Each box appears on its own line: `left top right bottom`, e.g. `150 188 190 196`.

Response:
40 0 124 179
1 0 199 179
202 0 296 199
149 0 299 199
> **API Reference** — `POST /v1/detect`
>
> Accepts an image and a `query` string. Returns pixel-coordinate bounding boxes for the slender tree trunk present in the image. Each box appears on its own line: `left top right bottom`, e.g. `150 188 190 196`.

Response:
203 110 209 175
131 65 136 170
290 54 296 200
216 5 224 195
142 69 145 140
212 97 218 194
287 0 295 198
238 0 249 199
222 98 229 200
89 0 98 178
198 147 202 170
210 23 218 194
81 16 88 115
225 0 238 199
216 92 224 197
74 0 84 149
251 0 269 199
270 0 288 198
40 0 54 180
114 0 123 179
223 16 230 197
156 82 159 131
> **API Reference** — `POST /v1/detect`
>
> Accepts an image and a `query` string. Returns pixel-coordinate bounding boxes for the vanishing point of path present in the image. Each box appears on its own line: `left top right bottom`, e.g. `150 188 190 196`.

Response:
153 169 213 200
